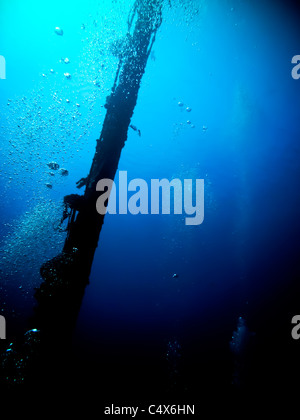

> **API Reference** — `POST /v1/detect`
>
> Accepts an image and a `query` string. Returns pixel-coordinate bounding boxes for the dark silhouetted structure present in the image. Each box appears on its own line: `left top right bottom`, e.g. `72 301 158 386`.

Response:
1 0 163 392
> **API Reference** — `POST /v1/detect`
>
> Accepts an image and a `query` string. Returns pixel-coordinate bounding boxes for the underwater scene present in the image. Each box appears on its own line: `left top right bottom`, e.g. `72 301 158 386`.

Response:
1 0 300 410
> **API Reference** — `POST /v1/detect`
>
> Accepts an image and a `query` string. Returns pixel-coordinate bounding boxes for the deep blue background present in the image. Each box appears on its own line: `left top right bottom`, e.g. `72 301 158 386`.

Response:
1 0 300 399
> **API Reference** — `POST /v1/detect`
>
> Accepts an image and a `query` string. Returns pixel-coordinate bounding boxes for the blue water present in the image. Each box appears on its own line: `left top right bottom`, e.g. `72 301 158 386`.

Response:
1 0 300 399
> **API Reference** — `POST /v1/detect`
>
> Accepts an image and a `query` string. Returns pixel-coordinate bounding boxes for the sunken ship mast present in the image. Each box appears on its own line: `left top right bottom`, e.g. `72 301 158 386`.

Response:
34 0 163 359
0 0 163 389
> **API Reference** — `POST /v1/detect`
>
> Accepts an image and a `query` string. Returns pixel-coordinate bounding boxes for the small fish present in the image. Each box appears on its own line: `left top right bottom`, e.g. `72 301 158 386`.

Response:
130 124 141 137
172 273 179 279
45 183 53 189
59 168 69 176
54 27 63 36
47 161 59 170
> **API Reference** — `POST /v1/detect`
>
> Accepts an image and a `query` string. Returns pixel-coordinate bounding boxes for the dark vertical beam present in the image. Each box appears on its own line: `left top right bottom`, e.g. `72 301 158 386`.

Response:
0 0 164 391
34 0 163 339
